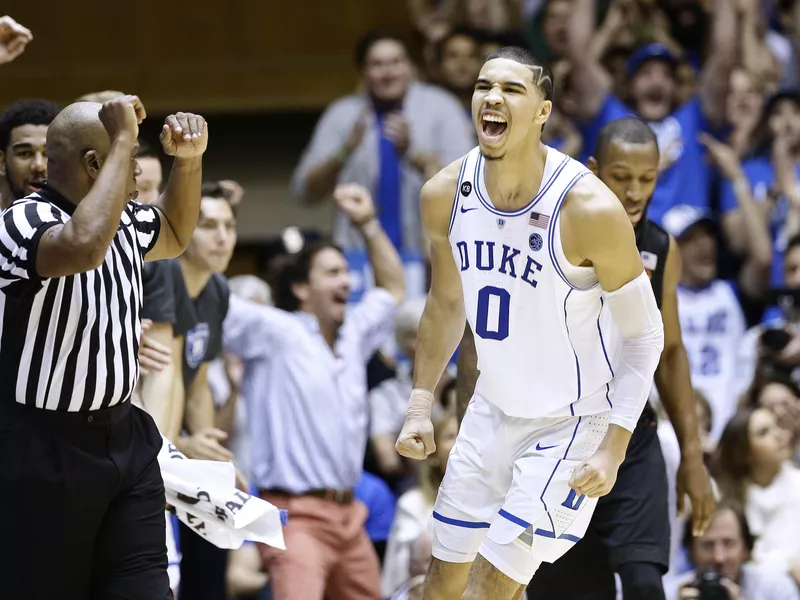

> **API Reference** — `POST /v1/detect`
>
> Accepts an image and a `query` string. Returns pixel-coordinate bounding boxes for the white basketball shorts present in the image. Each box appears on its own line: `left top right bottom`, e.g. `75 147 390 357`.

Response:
432 394 610 584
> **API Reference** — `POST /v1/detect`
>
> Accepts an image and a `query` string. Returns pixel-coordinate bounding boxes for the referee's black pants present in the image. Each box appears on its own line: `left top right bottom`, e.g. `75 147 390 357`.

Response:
0 400 172 600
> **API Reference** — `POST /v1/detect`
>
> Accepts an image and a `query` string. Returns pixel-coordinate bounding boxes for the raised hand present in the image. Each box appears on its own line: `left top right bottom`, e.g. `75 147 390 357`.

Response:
0 16 32 66
333 183 376 226
699 133 744 181
98 95 145 143
160 112 208 159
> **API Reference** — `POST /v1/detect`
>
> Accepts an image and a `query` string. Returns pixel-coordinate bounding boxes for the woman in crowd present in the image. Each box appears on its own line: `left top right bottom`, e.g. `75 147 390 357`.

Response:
744 370 800 464
713 406 800 584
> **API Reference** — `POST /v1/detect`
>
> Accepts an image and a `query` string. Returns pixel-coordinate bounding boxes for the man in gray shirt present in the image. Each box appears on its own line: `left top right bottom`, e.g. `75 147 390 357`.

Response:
292 30 475 253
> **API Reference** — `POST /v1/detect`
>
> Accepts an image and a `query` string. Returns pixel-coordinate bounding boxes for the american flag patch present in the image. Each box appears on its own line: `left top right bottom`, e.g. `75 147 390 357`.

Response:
529 212 550 229
640 251 658 271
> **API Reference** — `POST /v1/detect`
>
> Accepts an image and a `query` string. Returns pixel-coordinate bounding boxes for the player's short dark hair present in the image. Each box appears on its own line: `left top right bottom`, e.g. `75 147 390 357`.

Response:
485 46 554 102
436 26 480 63
355 30 408 68
682 497 755 553
271 240 344 312
0 99 61 153
136 137 158 160
200 181 238 216
594 117 659 163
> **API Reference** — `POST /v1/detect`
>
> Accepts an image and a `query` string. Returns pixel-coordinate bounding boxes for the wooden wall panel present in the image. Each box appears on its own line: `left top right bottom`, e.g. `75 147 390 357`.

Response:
1 0 411 111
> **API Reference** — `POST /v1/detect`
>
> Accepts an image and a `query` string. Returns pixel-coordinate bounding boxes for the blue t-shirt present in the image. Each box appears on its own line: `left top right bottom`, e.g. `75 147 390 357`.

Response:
579 94 713 225
720 157 797 287
355 472 397 542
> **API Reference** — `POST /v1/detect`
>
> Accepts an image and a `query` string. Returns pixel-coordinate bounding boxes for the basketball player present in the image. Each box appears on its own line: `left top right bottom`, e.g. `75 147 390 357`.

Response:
525 117 716 600
395 47 665 600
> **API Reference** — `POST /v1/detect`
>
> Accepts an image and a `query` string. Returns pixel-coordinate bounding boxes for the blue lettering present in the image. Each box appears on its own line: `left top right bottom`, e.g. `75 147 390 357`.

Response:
707 311 727 334
521 257 543 288
498 244 521 278
561 489 586 511
457 241 469 271
475 241 495 271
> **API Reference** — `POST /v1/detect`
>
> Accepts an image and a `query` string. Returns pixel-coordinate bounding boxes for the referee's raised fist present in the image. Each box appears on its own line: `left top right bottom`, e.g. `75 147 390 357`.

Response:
99 95 145 143
160 112 208 159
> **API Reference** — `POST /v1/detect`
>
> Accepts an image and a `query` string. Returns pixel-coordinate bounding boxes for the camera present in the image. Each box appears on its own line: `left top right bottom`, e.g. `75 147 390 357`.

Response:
692 571 731 600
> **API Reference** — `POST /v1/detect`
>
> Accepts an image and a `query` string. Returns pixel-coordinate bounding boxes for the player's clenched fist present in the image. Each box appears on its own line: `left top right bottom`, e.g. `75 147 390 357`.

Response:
568 449 623 499
99 95 145 143
160 112 208 158
396 388 436 460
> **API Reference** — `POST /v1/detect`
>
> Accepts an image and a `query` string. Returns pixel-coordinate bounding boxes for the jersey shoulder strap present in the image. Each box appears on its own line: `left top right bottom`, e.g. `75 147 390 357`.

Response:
636 219 670 308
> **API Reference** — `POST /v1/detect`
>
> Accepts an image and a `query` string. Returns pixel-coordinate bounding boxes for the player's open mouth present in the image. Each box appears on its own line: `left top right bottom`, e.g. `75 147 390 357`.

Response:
26 180 45 192
333 291 348 306
481 114 508 141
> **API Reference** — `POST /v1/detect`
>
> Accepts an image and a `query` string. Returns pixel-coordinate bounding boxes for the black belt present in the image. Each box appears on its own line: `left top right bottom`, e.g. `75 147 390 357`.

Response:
260 488 354 504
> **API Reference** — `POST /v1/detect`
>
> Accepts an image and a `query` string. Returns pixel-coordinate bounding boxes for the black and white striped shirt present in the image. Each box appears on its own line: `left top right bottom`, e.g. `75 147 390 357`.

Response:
0 184 161 411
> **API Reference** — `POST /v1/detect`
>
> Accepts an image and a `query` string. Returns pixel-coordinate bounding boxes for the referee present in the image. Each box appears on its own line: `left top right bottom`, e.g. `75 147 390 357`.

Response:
0 95 207 600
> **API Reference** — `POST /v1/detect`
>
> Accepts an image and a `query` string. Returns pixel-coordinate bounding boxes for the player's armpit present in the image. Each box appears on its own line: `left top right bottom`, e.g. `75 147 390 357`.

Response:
561 175 644 292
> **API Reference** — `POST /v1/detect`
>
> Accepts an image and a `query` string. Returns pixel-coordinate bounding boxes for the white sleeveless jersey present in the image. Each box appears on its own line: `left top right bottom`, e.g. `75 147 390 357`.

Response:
449 146 618 419
676 280 746 441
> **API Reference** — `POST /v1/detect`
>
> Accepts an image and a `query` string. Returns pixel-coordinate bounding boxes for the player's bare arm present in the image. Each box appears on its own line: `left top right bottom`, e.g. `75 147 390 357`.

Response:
138 321 182 435
562 175 665 498
396 159 466 460
147 113 208 262
456 321 479 423
654 235 716 536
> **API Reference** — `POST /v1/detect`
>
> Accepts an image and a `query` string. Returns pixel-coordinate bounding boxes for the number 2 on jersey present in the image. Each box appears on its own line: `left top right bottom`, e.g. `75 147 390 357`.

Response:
475 285 510 341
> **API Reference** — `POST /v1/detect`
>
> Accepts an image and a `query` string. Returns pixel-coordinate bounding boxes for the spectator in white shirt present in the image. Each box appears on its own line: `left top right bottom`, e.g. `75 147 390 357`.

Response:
713 406 800 585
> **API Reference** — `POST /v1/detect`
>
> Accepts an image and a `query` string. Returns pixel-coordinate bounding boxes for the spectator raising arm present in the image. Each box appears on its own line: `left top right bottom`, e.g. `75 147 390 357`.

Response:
333 183 406 303
567 0 612 122
702 134 772 299
697 0 737 127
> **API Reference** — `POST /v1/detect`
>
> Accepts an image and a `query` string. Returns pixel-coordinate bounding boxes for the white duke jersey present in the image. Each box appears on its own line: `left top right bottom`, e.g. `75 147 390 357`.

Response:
449 146 618 419
677 280 746 441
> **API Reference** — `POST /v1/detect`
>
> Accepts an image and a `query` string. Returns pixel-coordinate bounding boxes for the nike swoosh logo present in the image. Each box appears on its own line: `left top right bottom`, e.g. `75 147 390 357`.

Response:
536 443 558 451
460 206 478 213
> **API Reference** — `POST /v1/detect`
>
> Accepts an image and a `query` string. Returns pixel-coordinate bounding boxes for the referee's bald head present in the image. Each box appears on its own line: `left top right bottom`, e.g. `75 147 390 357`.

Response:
46 102 114 195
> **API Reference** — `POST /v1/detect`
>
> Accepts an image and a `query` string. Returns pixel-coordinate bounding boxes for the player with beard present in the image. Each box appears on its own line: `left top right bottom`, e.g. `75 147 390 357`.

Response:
517 117 714 600
138 181 238 600
0 98 61 209
565 0 736 226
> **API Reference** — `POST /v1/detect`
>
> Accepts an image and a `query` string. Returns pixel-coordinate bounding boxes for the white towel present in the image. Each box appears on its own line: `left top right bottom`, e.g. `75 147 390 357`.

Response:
158 437 286 551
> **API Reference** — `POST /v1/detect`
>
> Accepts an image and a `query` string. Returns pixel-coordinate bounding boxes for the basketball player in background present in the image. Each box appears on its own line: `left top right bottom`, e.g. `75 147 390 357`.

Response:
524 117 715 600
138 181 237 600
395 47 664 600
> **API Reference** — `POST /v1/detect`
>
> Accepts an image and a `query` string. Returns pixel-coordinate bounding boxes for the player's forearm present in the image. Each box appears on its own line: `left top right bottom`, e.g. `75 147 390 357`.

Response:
139 364 180 435
456 322 478 423
606 273 665 431
598 424 633 462
413 298 465 394
184 383 216 433
214 387 238 435
654 344 703 458
155 156 203 254
360 218 406 302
